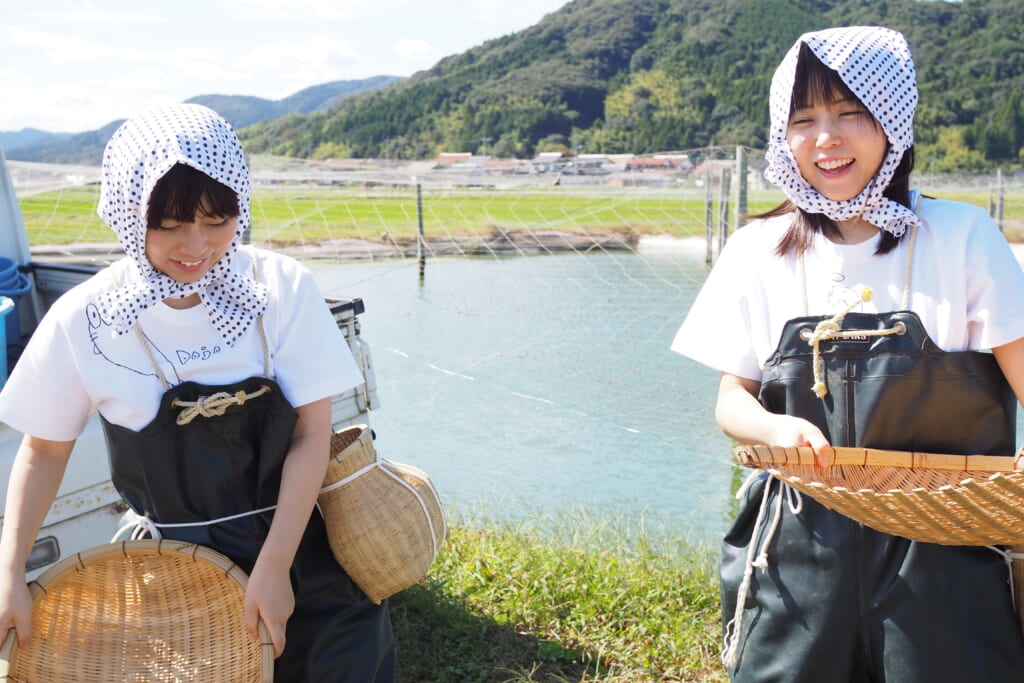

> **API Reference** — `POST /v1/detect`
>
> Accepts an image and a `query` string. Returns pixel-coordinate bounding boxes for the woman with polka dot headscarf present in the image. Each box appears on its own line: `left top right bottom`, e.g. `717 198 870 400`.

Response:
673 27 1024 680
0 104 395 681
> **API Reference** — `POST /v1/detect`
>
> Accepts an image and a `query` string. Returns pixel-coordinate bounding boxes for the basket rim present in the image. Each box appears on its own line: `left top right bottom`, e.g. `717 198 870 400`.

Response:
0 539 273 682
734 444 1024 473
733 443 1024 545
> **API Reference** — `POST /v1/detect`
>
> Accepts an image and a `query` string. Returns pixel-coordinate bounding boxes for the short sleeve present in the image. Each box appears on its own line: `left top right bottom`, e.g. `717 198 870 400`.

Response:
0 304 95 440
670 229 768 381
962 207 1024 350
263 254 364 408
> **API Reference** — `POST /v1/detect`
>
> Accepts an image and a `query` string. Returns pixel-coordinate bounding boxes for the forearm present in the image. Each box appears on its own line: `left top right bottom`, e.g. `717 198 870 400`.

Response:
0 436 74 574
256 397 332 572
994 337 1024 410
715 373 775 444
716 372 831 464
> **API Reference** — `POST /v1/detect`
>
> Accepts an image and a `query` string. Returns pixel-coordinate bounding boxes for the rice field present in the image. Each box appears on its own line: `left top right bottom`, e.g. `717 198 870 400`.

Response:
16 183 1022 249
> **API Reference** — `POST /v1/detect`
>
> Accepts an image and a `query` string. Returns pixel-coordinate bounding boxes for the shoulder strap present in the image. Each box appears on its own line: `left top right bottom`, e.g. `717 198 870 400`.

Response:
129 252 273 387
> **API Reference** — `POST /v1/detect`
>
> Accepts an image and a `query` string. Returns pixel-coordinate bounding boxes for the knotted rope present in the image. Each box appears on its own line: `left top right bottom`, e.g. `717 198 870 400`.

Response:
113 505 278 541
172 385 271 425
723 473 803 669
806 287 905 398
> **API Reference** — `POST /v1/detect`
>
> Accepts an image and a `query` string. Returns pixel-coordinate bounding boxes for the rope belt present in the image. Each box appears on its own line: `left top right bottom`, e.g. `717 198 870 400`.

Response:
805 287 906 399
171 385 271 425
113 505 278 541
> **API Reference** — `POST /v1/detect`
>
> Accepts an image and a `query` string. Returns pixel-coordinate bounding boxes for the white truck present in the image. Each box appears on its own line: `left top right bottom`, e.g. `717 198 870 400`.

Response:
0 150 379 580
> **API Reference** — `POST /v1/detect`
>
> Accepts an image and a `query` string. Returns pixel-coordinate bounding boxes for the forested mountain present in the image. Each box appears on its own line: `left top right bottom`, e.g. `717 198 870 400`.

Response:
186 76 403 129
238 0 1024 170
5 76 402 165
0 128 72 154
8 121 126 167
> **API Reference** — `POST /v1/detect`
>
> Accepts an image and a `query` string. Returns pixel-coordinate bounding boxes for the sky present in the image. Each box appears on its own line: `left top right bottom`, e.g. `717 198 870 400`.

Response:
2 0 570 134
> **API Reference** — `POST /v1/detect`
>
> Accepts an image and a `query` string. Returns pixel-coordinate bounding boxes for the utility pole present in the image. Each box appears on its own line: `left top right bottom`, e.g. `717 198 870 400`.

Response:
734 146 748 230
704 171 714 264
416 182 426 282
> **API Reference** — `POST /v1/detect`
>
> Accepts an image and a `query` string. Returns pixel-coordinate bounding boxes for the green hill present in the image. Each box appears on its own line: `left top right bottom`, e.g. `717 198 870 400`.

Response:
238 0 1024 169
186 76 403 129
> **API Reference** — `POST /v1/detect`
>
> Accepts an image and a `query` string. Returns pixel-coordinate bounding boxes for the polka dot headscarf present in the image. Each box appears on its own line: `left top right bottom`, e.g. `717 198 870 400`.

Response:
764 26 920 237
95 103 267 346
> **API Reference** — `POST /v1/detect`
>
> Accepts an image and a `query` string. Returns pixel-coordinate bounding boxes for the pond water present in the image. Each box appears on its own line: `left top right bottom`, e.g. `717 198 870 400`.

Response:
311 247 739 544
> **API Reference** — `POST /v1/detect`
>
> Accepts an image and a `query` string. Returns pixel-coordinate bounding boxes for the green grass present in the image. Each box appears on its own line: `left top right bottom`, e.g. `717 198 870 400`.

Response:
16 186 781 247
390 511 726 683
18 184 1024 248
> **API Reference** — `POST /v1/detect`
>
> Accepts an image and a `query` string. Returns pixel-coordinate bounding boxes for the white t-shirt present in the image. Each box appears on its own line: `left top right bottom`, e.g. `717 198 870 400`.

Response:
0 246 363 440
672 196 1024 381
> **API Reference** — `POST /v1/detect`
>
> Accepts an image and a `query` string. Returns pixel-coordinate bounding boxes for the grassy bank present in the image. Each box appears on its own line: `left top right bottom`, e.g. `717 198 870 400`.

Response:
389 512 726 682
18 184 1024 250
17 185 775 246
18 184 1024 248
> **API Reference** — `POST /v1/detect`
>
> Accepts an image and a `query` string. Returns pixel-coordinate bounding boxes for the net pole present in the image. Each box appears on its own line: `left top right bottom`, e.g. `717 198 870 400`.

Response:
416 182 425 280
734 146 748 230
718 167 731 256
704 171 713 264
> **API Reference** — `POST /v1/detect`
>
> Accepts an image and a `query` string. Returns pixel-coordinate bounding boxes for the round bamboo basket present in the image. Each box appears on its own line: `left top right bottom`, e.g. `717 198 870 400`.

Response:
734 444 1024 546
736 444 1024 633
0 539 272 682
319 425 447 604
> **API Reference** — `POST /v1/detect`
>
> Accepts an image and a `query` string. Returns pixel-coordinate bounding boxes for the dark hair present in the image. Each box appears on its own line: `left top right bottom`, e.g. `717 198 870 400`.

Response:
146 163 239 229
759 43 913 256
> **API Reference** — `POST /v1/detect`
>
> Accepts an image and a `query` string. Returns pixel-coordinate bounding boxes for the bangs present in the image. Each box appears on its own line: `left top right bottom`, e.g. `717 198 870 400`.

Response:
146 163 239 228
790 42 860 112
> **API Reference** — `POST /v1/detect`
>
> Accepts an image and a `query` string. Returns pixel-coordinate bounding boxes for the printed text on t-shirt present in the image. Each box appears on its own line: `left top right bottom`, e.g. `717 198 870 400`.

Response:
176 346 223 365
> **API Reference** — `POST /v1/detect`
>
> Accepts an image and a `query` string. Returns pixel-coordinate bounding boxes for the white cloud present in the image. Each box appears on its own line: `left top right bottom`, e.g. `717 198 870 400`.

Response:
395 39 442 62
0 81 118 131
105 67 174 93
4 26 124 64
462 0 564 28
0 67 28 84
243 36 361 82
222 0 363 20
46 9 164 24
5 24 226 82
2 0 571 132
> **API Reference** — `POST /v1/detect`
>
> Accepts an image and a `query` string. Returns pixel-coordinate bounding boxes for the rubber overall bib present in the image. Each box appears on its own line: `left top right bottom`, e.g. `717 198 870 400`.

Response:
721 222 1024 682
100 322 396 682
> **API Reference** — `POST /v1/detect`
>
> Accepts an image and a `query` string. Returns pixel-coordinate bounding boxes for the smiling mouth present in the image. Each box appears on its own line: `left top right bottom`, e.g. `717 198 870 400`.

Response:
817 158 853 171
176 259 203 267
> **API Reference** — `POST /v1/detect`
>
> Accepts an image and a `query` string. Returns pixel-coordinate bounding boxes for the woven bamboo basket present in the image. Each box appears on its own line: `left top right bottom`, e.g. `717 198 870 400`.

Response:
736 444 1024 632
0 539 272 682
318 424 447 604
734 444 1024 546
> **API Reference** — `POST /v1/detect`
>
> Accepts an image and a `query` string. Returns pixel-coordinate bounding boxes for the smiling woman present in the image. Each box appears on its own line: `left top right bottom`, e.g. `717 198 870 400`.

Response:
672 26 1024 682
0 103 397 682
144 164 240 294
785 95 888 204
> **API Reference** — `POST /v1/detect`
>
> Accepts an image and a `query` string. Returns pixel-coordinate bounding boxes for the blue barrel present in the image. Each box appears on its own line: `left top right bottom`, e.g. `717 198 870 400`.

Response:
0 256 33 352
0 296 14 386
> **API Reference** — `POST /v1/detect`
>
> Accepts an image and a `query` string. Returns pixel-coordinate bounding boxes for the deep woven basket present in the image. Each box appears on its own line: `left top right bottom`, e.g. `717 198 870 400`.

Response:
735 444 1024 546
318 425 447 604
0 539 272 682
